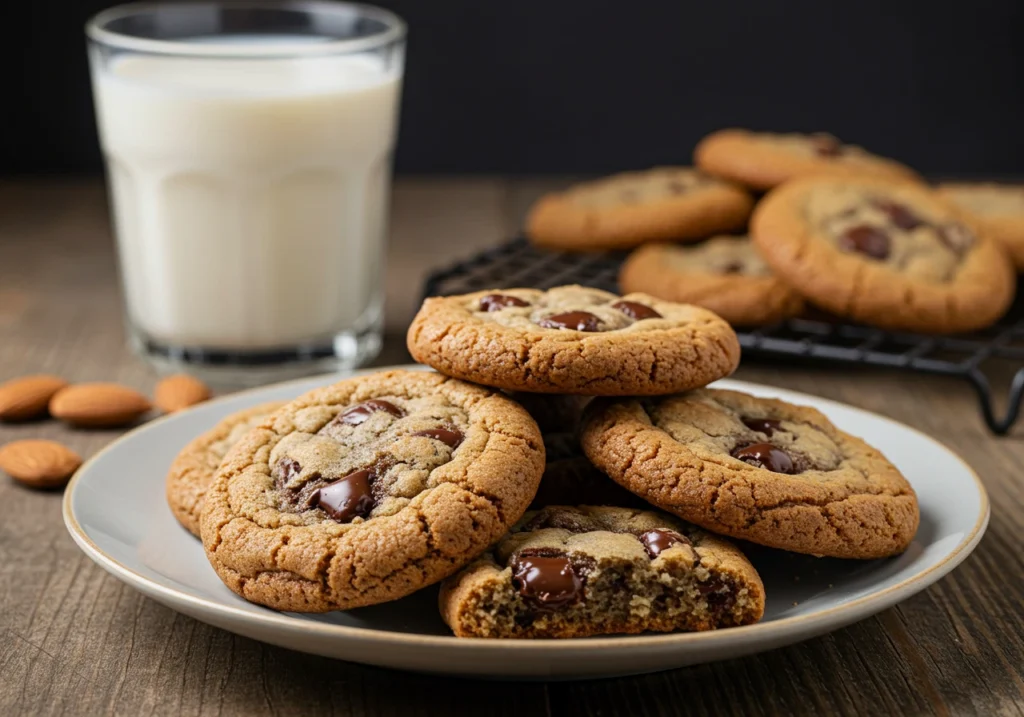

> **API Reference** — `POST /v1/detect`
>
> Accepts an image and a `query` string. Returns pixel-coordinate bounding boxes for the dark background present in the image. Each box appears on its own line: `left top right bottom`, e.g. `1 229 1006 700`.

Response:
5 0 1024 176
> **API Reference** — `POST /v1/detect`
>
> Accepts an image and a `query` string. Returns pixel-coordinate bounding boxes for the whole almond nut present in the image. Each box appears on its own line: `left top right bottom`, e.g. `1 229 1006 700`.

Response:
154 374 211 413
49 383 152 428
0 439 82 488
0 374 68 421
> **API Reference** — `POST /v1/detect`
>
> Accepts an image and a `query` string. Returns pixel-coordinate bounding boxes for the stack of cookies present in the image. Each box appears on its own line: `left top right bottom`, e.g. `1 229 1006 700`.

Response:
170 285 920 640
528 129 1018 334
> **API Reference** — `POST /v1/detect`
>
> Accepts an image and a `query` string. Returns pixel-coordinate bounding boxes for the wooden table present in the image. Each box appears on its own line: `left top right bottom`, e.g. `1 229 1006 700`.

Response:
1 179 1022 717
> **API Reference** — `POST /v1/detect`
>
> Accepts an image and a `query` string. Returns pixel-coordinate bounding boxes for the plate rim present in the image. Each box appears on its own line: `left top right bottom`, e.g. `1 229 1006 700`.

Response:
63 367 990 652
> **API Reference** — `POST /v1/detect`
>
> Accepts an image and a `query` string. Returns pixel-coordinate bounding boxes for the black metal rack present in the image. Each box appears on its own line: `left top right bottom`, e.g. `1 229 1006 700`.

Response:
421 237 1024 435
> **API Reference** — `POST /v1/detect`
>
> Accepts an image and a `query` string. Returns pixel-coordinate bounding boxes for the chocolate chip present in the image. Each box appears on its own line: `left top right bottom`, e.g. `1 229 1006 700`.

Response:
411 427 463 448
639 529 690 559
699 578 738 617
667 180 687 194
611 300 662 321
338 399 404 426
810 133 843 157
731 442 796 474
937 223 975 255
838 225 891 260
479 294 529 312
721 261 745 275
874 199 925 230
510 552 584 610
315 469 375 522
275 457 302 485
707 589 738 618
537 311 603 332
741 417 782 437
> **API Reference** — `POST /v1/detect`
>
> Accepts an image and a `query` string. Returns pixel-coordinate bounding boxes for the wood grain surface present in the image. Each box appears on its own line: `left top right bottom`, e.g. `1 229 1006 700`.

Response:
1 179 1022 717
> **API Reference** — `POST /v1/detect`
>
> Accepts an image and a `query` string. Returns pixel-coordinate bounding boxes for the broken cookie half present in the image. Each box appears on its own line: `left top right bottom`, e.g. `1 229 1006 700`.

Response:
439 505 764 638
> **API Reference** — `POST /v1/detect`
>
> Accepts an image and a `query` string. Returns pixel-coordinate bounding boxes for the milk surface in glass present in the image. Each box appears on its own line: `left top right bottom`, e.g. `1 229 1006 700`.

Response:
93 44 401 349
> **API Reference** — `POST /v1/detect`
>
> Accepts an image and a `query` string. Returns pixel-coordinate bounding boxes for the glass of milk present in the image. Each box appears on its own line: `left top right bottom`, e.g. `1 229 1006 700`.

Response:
87 2 405 385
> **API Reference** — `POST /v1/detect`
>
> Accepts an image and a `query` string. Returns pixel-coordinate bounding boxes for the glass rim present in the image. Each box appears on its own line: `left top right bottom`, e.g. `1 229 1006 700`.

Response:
86 1 406 57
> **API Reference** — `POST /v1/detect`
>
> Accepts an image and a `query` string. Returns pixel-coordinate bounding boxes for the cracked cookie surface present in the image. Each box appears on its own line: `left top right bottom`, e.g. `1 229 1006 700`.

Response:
407 285 741 395
751 176 1014 333
695 128 919 190
525 167 753 251
937 182 1024 269
439 505 764 638
199 370 545 612
166 401 284 538
580 388 919 559
620 236 804 326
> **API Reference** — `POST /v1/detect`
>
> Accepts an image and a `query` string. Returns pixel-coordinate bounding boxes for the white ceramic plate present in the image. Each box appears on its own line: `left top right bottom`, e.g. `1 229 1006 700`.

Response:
64 367 989 679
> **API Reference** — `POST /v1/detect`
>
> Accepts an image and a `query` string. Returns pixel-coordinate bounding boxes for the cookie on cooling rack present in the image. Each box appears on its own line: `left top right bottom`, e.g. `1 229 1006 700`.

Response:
937 182 1024 269
525 167 753 251
619 235 804 326
695 129 919 190
751 175 1014 333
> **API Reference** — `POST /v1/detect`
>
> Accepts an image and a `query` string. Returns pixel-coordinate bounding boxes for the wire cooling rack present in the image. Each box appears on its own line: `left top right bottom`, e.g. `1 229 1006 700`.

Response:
421 237 1024 435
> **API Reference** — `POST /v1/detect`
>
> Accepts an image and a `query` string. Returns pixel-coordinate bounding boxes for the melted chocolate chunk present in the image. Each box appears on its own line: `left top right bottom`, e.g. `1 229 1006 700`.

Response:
639 529 690 559
411 427 463 449
510 552 584 610
480 293 529 312
612 300 662 321
721 261 745 275
741 417 782 437
731 442 796 474
838 225 891 260
698 578 738 617
537 311 603 332
337 399 404 426
315 469 375 522
276 457 302 486
810 133 843 157
874 199 925 230
274 457 323 511
937 223 975 255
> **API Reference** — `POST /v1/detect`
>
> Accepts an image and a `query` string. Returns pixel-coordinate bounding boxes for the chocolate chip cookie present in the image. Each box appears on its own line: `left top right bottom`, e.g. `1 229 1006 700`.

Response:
695 129 919 190
166 402 284 538
937 182 1024 269
408 285 741 395
439 505 765 638
619 236 805 326
200 370 545 612
751 176 1015 333
525 167 754 251
581 388 919 559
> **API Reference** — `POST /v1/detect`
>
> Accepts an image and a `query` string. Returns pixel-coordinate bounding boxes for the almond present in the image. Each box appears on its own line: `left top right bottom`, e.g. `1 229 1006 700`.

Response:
0 439 82 488
154 374 211 413
0 374 68 421
49 383 152 428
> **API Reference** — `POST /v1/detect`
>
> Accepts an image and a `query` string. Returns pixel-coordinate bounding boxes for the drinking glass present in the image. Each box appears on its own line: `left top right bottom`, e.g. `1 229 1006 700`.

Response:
87 2 406 385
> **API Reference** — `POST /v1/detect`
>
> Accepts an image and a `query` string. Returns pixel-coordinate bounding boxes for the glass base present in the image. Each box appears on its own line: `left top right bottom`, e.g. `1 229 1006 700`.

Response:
131 325 382 389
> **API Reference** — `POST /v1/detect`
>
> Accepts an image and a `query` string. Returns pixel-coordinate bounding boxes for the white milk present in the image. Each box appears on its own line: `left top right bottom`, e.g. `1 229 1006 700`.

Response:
93 48 401 349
